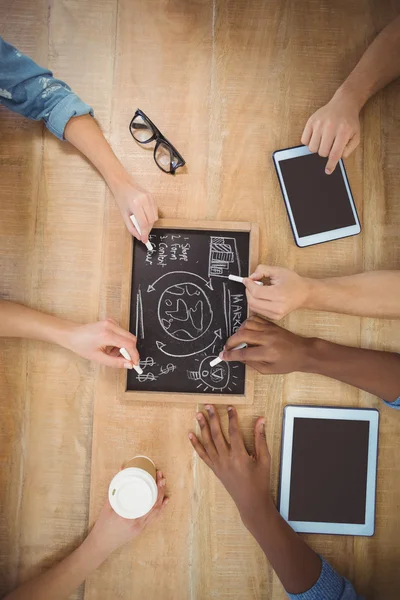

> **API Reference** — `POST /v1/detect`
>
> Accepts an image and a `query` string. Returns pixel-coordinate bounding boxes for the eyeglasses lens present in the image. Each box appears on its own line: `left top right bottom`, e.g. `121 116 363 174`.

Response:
155 141 173 172
131 114 154 143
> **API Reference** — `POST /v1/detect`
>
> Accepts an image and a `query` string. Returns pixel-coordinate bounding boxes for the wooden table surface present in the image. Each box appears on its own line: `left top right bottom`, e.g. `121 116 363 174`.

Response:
1 1 400 599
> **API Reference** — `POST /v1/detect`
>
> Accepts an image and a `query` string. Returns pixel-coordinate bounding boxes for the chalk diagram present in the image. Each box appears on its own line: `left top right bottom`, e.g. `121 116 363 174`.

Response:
187 356 240 393
208 236 241 278
144 270 224 359
131 232 248 393
158 283 212 341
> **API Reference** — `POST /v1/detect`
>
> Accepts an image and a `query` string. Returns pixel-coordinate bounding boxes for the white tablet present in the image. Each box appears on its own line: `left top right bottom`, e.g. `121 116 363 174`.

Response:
273 145 361 247
279 406 379 536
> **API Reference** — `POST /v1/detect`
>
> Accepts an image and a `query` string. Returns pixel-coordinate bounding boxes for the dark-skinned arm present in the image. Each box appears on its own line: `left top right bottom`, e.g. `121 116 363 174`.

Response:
189 406 359 598
221 316 400 405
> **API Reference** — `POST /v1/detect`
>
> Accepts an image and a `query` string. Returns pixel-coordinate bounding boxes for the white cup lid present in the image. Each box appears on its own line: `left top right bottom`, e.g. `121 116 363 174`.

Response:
108 467 158 519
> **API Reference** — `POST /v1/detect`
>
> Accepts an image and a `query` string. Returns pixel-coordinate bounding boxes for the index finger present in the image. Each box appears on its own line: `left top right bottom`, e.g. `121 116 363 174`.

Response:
325 130 349 174
130 209 147 243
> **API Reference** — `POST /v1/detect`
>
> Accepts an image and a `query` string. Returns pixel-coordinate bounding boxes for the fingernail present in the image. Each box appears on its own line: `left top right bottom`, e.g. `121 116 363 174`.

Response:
219 352 224 359
124 362 133 369
165 498 169 505
188 433 193 439
325 168 331 174
158 471 163 478
205 404 213 413
227 406 233 412
160 478 166 487
196 413 202 421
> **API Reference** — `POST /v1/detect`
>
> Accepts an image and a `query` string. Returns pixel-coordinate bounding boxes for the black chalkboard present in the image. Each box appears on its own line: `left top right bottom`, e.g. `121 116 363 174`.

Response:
127 228 250 395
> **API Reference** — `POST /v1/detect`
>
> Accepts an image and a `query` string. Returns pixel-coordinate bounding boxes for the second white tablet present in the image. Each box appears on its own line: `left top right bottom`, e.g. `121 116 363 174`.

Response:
273 145 361 247
279 405 379 536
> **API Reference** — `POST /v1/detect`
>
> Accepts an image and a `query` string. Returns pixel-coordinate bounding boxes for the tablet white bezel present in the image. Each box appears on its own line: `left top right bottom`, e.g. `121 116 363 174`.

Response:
279 405 379 536
273 145 361 247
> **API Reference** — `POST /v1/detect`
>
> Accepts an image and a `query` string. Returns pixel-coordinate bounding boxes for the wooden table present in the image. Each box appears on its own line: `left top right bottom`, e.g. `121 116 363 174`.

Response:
1 1 399 599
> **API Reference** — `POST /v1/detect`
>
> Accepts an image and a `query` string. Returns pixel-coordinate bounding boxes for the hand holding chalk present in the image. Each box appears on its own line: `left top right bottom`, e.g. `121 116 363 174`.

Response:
229 274 263 286
210 343 248 367
130 215 154 252
120 347 143 375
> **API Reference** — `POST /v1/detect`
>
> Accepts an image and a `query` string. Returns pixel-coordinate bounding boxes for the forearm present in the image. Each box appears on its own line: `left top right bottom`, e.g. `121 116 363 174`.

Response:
64 114 129 196
304 271 400 318
335 15 400 110
0 300 73 347
4 536 108 600
304 337 400 402
244 503 321 595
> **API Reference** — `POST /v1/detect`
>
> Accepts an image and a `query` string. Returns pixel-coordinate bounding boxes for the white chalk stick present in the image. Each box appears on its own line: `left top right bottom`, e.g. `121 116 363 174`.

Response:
228 274 263 286
129 215 154 252
120 347 143 375
210 343 248 367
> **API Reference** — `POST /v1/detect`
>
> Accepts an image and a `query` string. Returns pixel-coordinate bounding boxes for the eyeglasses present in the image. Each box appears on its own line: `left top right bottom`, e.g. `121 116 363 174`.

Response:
129 109 186 174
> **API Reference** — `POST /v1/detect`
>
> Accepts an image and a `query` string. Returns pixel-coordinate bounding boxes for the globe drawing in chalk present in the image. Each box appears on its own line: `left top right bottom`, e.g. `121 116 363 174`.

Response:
158 283 213 341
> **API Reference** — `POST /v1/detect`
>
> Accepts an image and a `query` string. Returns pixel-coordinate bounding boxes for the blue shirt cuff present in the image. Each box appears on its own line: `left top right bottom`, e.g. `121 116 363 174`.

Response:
383 396 400 410
45 93 93 140
287 557 360 600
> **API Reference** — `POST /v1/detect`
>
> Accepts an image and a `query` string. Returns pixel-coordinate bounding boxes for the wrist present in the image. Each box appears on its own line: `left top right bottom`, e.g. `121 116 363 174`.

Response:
104 159 133 198
301 337 335 375
240 497 276 533
79 532 113 569
333 81 366 113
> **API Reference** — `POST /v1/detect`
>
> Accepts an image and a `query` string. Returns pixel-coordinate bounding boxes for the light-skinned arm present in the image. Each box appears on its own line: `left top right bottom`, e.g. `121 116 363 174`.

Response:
189 407 358 598
301 15 400 173
245 265 400 320
0 299 139 369
221 316 400 403
4 473 167 600
64 114 158 243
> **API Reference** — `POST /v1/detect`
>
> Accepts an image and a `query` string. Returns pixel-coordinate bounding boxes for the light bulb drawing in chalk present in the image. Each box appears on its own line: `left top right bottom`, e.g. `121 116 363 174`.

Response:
186 356 239 393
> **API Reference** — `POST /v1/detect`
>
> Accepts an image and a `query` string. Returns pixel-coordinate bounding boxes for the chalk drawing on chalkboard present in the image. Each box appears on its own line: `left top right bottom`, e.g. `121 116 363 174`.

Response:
135 358 177 382
147 270 213 293
135 286 145 339
156 328 222 358
208 237 241 278
158 283 213 341
186 356 239 392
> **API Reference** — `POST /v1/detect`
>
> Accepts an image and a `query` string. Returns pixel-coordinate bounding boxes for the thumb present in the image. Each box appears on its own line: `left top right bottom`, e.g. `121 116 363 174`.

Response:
254 417 269 464
249 264 280 282
96 353 133 369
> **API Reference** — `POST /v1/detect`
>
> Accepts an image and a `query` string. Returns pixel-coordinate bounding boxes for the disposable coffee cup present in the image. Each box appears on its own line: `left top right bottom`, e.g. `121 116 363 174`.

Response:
108 456 158 519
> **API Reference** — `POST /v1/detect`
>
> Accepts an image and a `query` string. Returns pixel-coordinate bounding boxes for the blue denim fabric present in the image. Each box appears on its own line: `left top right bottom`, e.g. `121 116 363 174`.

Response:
0 37 93 139
383 396 400 410
287 558 363 600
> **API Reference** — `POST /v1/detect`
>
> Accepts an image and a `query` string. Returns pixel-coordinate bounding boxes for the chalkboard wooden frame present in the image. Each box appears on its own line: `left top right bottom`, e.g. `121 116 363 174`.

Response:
120 219 259 404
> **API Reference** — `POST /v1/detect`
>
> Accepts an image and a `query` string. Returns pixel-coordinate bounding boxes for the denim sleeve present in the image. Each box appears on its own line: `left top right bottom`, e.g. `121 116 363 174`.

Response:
383 396 400 410
0 37 93 140
287 557 363 600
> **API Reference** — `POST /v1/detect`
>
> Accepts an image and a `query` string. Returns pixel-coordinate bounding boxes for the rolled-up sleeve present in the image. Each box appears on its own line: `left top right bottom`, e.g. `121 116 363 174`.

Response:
0 37 93 140
287 557 363 600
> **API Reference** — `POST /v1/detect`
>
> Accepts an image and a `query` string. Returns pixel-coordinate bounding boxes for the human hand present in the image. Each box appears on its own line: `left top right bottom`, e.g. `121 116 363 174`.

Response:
63 318 140 369
88 471 168 558
189 405 272 530
301 87 361 174
220 316 313 374
113 175 158 243
244 265 311 320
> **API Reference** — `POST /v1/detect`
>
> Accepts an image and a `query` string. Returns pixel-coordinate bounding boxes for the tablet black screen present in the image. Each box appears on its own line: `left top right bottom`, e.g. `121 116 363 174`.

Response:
279 153 356 237
288 418 369 524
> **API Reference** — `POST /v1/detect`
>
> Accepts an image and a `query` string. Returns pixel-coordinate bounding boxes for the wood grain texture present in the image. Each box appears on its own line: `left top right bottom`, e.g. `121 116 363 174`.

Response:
0 1 399 599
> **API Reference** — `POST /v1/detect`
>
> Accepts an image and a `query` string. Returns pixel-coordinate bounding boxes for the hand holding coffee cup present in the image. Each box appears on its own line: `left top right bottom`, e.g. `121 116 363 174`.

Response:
109 456 164 519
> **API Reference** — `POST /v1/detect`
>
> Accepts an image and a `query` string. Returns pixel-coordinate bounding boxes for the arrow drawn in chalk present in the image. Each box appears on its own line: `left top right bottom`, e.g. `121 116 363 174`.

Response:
156 329 222 358
147 271 213 293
